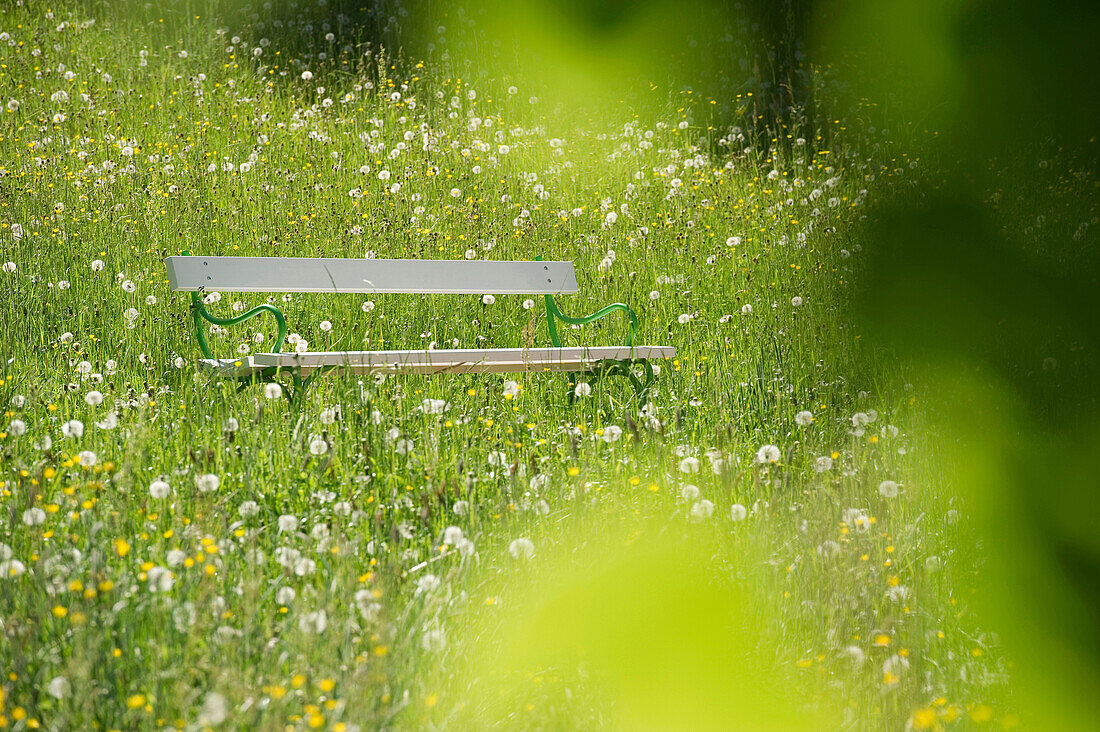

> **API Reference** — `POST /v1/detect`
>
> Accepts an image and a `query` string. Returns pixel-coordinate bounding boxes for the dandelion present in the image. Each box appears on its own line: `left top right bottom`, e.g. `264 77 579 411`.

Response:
679 456 700 474
147 566 174 593
198 692 229 726
85 390 104 406
481 294 495 305
814 456 834 472
78 450 97 467
196 473 220 493
878 480 899 499
573 382 592 398
278 515 299 533
1 559 26 578
453 500 470 516
361 300 375 312
602 425 623 443
265 382 283 399
509 537 535 559
730 503 748 521
62 419 85 438
301 70 314 81
503 380 520 398
791 296 803 307
396 438 414 455
48 676 71 699
149 480 170 499
691 500 715 519
23 507 47 526
8 419 26 436
309 437 328 455
416 574 441 594
794 410 814 426
422 628 447 652
299 609 328 633
741 303 753 314
817 540 841 558
681 484 700 501
755 444 781 463
677 313 693 324
238 501 259 517
1 261 15 273
523 298 535 310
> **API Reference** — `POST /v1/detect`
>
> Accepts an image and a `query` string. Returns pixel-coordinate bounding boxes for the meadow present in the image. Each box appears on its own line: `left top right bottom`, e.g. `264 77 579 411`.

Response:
3 0 1085 729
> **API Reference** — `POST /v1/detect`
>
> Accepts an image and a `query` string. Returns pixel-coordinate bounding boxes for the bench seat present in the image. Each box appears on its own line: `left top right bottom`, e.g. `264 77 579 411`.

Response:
202 346 674 378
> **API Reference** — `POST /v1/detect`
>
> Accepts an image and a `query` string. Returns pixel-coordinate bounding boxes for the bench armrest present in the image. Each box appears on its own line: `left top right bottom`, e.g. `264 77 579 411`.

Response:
543 294 639 348
189 291 288 359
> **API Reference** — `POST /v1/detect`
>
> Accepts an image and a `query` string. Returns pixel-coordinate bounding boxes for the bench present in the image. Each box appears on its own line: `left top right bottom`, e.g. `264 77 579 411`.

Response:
165 252 674 404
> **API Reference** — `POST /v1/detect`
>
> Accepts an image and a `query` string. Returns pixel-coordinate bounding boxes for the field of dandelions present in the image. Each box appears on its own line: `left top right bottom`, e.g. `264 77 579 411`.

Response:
0 1 1047 729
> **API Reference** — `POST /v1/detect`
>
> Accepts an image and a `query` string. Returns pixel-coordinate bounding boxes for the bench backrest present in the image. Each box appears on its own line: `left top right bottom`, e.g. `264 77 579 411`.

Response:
165 256 579 295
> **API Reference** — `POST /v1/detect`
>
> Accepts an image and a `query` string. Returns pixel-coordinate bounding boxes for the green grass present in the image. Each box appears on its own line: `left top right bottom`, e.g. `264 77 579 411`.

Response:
0 1 1032 729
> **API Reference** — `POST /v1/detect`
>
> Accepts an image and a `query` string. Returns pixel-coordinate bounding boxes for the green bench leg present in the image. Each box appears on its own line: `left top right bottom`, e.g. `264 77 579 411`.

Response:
567 358 655 410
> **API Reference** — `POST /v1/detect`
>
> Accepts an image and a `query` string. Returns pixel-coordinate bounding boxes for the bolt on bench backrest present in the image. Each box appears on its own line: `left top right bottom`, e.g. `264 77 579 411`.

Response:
164 256 579 294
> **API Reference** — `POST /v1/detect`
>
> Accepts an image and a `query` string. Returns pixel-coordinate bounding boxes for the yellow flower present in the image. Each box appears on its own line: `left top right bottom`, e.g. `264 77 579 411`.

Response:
126 694 146 709
910 707 937 730
308 712 325 728
319 678 335 693
51 605 68 618
114 538 131 557
425 693 438 708
969 704 993 723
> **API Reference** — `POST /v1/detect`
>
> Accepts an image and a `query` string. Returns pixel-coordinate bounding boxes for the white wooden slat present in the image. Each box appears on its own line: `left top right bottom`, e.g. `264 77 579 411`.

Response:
247 346 674 375
166 256 579 295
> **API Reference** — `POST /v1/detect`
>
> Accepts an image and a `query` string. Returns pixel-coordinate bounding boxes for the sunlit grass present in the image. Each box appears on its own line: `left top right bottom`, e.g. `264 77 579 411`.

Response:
0 0 1073 729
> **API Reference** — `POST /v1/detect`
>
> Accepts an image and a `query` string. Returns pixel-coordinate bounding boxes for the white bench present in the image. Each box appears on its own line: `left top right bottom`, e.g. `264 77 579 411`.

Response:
165 253 673 403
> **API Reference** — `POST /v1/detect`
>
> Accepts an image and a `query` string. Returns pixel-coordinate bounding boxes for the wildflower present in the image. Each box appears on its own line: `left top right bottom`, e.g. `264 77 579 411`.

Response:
23 507 47 526
691 500 715 519
299 609 328 633
265 382 283 399
681 484 700 500
62 419 85 438
503 380 520 398
238 501 259 517
794 410 814 426
453 500 470 516
509 537 535 559
199 692 229 726
878 480 900 499
319 320 332 332
741 303 753 314
309 437 328 455
2 261 15 273
523 298 535 309
677 313 693 324
755 444 781 463
1 559 26 578
602 425 623 443
416 574 441 594
422 628 447 652
395 438 414 455
301 70 314 81
147 566 174 593
48 676 71 699
817 540 841 558
78 450 97 467
278 515 299 533
814 456 833 472
8 419 26 436
85 390 104 406
730 503 748 521
791 296 803 307
679 456 700 473
481 294 495 305
844 645 866 667
573 382 592 398
196 473 220 493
